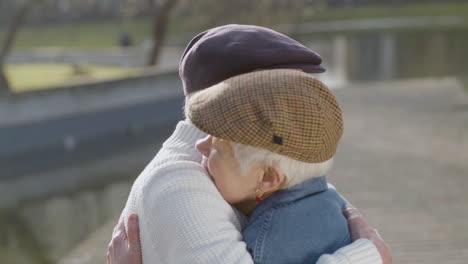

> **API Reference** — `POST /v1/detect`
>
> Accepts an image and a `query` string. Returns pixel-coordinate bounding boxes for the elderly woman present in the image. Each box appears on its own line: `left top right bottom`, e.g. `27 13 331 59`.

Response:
187 69 349 263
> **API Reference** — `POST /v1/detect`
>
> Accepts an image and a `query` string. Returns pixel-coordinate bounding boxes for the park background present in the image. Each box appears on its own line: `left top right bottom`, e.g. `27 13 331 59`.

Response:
1 0 467 263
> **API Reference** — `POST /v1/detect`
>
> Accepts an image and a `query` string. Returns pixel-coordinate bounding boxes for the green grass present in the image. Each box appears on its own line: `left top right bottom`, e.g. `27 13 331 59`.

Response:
0 19 152 49
1 2 468 49
5 63 138 92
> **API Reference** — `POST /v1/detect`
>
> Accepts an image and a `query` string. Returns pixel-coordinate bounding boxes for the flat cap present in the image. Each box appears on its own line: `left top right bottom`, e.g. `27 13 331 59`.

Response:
187 69 343 163
179 24 325 95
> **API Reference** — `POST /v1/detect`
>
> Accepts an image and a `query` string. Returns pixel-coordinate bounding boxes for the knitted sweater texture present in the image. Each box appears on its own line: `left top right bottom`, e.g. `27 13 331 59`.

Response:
120 121 382 264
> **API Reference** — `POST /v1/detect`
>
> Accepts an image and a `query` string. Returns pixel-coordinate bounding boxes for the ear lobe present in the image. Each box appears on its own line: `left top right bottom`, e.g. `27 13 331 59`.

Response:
259 164 286 194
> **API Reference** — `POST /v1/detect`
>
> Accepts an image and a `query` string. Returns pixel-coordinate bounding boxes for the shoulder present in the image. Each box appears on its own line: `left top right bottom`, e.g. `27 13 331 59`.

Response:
242 208 276 263
134 161 217 203
244 193 351 263
134 160 247 222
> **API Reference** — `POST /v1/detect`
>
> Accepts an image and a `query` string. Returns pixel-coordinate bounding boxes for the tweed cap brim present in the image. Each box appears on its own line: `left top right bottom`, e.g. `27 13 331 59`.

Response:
187 69 343 163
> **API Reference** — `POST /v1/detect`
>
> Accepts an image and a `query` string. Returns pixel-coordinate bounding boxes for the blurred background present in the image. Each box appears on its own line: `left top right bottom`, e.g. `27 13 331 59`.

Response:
0 0 467 263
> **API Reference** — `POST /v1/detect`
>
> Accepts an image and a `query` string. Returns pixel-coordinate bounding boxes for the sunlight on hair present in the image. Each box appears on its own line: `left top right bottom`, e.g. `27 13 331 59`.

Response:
229 141 333 188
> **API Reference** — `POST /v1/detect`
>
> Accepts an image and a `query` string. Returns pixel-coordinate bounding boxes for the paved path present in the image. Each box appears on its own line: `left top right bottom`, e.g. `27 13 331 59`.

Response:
332 78 468 264
60 77 468 264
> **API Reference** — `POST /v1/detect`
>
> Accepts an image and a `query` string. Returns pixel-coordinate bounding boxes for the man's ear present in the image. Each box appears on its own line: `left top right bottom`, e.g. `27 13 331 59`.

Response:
259 163 286 194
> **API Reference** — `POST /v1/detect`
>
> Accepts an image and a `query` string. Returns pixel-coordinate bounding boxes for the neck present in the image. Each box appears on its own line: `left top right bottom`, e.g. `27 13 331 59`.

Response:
233 199 257 217
233 191 277 217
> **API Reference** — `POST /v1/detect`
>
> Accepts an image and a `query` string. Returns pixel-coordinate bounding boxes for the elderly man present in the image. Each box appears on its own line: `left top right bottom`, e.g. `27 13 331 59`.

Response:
108 25 391 264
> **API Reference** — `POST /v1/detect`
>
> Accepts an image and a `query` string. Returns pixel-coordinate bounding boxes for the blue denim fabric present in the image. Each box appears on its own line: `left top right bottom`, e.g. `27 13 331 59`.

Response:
242 176 351 264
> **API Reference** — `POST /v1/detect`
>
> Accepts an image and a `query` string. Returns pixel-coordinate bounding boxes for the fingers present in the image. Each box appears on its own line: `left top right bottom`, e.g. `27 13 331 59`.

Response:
127 213 141 249
127 213 143 264
113 216 124 235
374 228 383 239
108 216 128 264
111 229 127 252
344 205 372 241
112 218 127 241
344 205 363 220
343 206 392 264
107 214 142 264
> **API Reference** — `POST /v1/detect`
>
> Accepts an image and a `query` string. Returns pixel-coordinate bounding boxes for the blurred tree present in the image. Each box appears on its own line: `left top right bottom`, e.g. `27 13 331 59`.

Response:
0 0 39 94
147 0 179 66
0 70 8 94
118 0 139 48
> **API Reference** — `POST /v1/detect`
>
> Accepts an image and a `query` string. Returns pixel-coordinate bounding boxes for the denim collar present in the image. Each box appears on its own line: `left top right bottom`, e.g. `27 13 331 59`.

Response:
250 176 328 220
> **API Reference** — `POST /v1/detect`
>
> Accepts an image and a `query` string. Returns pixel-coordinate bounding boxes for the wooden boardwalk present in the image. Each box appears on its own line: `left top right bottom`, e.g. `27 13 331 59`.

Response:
60 78 468 264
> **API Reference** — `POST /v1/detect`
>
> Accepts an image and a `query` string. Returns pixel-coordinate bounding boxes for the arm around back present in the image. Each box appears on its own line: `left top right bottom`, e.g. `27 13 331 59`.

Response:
109 206 386 264
316 239 382 264
136 164 254 264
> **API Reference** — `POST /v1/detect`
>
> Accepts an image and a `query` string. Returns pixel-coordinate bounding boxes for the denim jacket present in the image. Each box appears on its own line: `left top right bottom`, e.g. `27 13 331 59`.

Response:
242 176 351 264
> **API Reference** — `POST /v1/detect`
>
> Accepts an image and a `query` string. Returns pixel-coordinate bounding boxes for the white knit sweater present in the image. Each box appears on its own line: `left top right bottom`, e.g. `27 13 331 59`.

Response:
120 121 382 264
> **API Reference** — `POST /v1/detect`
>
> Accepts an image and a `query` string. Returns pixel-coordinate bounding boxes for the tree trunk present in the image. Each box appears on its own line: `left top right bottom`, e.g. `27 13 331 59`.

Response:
0 69 10 94
0 1 35 94
147 0 179 66
0 2 33 64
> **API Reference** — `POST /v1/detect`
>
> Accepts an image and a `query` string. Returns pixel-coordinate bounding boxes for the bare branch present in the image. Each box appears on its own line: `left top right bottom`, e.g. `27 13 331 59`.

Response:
0 0 38 94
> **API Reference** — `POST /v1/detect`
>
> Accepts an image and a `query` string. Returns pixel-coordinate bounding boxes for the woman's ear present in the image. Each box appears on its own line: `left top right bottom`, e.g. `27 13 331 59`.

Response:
258 163 286 194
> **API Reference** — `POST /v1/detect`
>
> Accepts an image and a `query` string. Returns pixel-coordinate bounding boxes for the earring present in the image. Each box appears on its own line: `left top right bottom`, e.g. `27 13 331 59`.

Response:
255 189 264 202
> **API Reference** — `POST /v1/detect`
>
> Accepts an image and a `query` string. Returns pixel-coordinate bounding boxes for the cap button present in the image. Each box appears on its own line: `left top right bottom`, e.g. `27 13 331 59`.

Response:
273 135 283 145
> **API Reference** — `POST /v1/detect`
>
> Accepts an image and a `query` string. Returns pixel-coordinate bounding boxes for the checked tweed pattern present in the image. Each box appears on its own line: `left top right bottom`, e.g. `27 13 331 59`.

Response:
187 69 343 163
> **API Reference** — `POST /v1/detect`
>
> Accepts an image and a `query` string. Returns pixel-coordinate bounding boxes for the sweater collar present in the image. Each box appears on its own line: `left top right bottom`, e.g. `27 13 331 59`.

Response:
250 176 328 219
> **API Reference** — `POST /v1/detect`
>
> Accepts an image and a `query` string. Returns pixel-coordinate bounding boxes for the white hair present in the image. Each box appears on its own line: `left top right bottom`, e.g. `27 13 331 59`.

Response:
229 141 334 188
183 96 192 118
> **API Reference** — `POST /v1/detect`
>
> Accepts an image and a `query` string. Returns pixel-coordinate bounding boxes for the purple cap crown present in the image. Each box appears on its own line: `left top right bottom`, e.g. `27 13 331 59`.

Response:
179 24 325 95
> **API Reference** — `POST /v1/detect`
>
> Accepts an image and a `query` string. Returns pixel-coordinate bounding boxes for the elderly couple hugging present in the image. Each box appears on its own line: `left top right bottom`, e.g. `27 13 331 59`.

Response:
107 25 391 264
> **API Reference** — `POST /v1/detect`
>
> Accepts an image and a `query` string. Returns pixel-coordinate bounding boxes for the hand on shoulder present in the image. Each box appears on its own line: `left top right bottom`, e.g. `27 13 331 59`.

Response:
344 206 392 264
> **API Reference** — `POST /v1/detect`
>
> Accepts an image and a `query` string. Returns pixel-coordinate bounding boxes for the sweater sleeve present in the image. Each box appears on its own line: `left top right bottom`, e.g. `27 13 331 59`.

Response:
316 239 382 264
137 165 254 264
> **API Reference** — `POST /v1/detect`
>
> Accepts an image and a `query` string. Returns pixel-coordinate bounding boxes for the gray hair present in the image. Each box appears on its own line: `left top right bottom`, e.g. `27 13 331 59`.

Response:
229 141 333 188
